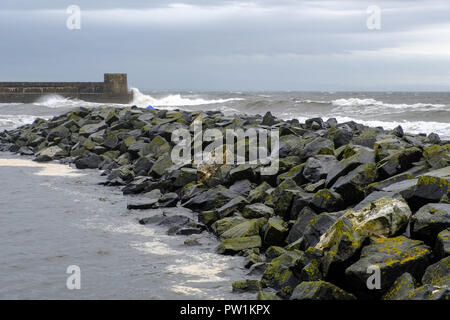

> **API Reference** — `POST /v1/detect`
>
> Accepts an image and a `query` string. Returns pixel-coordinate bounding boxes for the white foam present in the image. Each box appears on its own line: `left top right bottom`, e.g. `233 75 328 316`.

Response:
0 158 83 177
130 88 244 108
331 98 446 110
33 94 102 109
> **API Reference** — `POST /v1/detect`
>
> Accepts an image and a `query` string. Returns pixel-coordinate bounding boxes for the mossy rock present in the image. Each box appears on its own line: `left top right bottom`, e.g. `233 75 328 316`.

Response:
345 236 432 294
310 188 344 213
232 279 266 293
247 182 272 203
242 203 274 219
435 228 450 259
211 216 247 237
382 272 416 300
262 251 306 290
290 281 356 300
220 218 267 240
217 235 262 255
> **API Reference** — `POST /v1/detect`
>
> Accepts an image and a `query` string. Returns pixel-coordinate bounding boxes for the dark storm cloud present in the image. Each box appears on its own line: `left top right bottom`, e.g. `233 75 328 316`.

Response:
0 1 449 91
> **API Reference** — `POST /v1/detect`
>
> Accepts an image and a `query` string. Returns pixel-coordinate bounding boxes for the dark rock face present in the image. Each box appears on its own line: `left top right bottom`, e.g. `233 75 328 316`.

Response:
1 105 449 301
411 203 450 244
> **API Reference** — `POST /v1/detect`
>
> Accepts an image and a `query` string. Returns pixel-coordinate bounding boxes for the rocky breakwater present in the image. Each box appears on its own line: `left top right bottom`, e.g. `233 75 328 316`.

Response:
0 106 449 300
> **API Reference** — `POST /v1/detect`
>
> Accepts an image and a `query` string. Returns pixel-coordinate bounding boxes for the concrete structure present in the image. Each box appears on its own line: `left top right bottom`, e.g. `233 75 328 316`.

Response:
0 73 133 103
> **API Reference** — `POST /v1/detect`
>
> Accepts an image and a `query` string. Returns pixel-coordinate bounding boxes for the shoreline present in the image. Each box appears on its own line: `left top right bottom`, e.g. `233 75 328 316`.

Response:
1 105 449 300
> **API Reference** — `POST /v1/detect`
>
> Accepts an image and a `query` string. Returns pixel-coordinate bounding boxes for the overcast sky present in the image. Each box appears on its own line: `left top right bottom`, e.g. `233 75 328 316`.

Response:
0 0 449 91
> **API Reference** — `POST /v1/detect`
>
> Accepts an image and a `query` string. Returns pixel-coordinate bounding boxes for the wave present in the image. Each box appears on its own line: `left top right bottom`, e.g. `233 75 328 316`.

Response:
331 98 446 110
33 95 102 109
130 88 244 108
0 114 48 129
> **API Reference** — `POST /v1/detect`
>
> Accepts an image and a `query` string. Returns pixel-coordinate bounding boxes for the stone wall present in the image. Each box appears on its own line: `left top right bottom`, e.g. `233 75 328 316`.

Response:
0 73 132 103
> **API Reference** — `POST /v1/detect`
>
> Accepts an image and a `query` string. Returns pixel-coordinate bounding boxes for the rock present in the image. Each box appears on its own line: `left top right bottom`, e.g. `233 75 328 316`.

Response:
126 189 162 210
327 197 412 240
256 291 282 300
286 208 316 245
326 147 375 188
331 162 378 205
183 185 238 211
215 196 249 218
412 167 450 204
298 137 334 160
411 203 450 244
426 132 441 144
345 236 432 294
435 229 450 259
289 192 315 220
150 153 173 177
261 216 289 247
229 179 253 195
184 238 201 246
377 147 422 179
171 167 198 187
47 125 70 142
265 246 287 261
423 144 450 169
261 111 277 126
422 256 450 287
79 121 107 137
74 153 102 169
132 156 153 175
382 273 416 300
142 135 170 157
305 117 325 129
242 203 274 219
290 281 356 300
303 155 338 183
261 251 305 290
310 189 344 213
35 146 66 162
293 211 344 250
232 280 266 293
211 216 247 237
220 218 267 240
392 125 404 138
299 260 323 282
316 217 369 279
229 164 255 182
217 235 262 255
265 179 302 218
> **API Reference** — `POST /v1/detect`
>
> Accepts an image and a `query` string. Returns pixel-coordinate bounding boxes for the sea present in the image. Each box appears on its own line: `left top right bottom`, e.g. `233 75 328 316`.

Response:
0 90 449 299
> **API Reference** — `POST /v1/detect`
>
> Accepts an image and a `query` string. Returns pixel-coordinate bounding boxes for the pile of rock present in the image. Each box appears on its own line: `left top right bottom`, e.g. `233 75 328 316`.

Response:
0 106 449 300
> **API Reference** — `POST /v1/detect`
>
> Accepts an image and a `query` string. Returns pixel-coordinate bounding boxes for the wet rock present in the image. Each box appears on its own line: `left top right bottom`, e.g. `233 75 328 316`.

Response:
345 236 432 294
256 291 282 300
265 179 302 218
411 203 450 244
215 196 249 218
211 216 247 237
126 189 162 209
217 235 262 255
290 281 356 300
132 156 153 175
47 125 70 142
149 153 173 177
184 238 201 246
74 153 102 169
35 145 66 162
232 279 266 293
261 111 277 126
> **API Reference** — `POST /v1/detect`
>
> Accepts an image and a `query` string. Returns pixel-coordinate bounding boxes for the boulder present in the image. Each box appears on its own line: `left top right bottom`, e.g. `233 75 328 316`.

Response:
232 280 266 293
220 218 267 240
303 155 338 183
298 137 334 160
74 153 102 169
435 228 450 259
422 256 450 287
141 135 170 157
377 147 422 179
126 189 162 210
261 251 305 290
345 236 432 294
261 216 289 247
242 203 274 219
35 145 66 162
382 273 417 300
290 281 356 300
79 121 107 137
211 216 247 237
286 207 317 244
412 167 450 203
217 235 262 255
310 189 344 213
411 203 450 244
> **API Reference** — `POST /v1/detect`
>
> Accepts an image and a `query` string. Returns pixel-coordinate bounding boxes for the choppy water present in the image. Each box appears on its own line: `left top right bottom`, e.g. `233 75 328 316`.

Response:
0 153 253 300
1 90 449 137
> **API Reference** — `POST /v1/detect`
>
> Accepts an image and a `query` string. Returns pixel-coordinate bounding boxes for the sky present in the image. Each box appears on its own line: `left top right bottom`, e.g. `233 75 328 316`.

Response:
0 0 449 91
